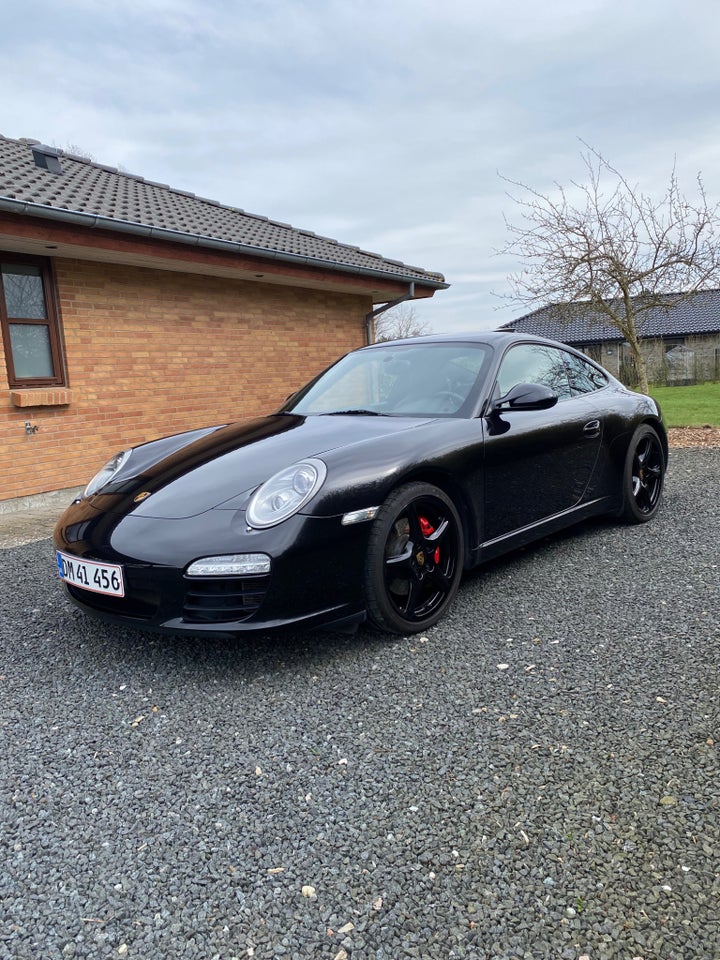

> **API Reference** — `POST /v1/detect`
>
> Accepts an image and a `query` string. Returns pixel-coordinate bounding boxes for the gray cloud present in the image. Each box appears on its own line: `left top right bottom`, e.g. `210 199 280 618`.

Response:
2 0 720 331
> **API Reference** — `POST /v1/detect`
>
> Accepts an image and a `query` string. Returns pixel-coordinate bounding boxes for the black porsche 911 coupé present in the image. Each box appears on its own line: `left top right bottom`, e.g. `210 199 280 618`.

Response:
54 332 667 636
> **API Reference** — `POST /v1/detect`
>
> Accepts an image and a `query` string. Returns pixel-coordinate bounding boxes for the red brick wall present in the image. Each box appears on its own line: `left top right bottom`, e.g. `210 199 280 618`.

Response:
0 259 369 501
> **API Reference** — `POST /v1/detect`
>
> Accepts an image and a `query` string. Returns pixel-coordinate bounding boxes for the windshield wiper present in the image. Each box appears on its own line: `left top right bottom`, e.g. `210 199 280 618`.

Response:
323 409 385 416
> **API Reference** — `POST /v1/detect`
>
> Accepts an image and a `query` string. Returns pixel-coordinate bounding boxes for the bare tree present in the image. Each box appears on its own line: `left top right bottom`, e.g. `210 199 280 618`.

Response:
500 145 720 393
51 142 129 173
52 142 97 162
374 303 430 342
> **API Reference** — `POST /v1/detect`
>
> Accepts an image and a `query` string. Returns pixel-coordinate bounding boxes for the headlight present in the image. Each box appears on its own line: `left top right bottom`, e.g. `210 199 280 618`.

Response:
247 458 327 529
83 449 132 498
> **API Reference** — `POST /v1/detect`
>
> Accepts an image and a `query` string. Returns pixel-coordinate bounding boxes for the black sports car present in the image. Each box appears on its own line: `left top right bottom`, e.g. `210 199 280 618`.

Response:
54 332 667 636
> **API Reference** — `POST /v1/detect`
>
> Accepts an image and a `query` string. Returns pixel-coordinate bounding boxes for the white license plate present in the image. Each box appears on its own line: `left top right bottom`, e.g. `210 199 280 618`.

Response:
57 551 125 597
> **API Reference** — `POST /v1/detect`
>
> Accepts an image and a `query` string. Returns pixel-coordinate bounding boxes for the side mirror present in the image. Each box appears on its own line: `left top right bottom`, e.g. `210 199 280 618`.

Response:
489 382 558 414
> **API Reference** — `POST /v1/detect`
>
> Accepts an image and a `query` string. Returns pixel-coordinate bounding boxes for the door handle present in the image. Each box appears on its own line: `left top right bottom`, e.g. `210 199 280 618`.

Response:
583 419 601 438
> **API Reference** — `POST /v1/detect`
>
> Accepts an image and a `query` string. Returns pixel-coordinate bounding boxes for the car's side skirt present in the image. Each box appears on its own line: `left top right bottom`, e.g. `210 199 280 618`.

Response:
473 495 617 566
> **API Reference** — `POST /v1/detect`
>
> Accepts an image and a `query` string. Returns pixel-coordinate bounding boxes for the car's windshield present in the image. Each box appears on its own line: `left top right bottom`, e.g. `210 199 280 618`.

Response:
284 341 493 418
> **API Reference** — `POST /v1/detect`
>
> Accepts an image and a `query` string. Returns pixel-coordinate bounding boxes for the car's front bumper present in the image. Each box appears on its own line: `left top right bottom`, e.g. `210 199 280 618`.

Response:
54 498 372 636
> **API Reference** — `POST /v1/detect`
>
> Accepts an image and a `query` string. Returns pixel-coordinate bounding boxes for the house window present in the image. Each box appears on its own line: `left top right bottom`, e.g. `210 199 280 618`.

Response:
582 344 603 364
0 255 66 387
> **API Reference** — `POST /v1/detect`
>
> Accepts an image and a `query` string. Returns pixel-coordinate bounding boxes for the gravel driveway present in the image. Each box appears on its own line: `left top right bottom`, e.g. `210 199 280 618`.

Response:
1 449 718 960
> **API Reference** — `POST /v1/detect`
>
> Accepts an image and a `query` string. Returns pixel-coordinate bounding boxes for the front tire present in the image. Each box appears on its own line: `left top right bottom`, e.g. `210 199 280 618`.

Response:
364 482 464 634
620 424 665 523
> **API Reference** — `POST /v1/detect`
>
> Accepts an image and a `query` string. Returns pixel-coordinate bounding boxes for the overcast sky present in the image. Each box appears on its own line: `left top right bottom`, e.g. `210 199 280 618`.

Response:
3 0 720 332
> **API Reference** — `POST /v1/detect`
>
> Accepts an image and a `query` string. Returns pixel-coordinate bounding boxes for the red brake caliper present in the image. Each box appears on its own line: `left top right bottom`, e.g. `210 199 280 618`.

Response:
419 516 441 564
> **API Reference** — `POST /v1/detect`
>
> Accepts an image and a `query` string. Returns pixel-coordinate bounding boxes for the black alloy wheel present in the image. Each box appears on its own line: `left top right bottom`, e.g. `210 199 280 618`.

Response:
364 482 464 634
621 424 665 523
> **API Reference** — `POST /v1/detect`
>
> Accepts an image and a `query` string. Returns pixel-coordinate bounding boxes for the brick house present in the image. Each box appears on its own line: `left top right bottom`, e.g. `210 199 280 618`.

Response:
0 135 447 504
501 292 720 386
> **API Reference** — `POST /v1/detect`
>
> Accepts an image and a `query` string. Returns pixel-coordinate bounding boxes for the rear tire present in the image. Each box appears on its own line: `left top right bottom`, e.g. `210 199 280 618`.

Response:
620 424 665 523
364 482 464 634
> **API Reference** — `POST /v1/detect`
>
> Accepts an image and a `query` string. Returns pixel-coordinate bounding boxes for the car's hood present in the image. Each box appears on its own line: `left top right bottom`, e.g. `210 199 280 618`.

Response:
87 413 433 519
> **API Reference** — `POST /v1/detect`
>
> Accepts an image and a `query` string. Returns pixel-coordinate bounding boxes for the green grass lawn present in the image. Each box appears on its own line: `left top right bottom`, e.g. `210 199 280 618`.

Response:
647 382 720 427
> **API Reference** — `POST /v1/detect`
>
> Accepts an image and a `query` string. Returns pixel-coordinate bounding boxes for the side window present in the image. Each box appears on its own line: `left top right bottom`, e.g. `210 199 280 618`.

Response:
496 344 572 400
564 351 608 394
0 256 66 388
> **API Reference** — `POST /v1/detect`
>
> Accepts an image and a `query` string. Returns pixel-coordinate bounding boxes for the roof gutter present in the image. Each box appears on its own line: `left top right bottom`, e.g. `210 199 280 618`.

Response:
0 197 448 292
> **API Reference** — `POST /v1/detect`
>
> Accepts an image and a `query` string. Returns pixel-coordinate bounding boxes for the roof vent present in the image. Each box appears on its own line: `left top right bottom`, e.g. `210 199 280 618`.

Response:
30 143 63 174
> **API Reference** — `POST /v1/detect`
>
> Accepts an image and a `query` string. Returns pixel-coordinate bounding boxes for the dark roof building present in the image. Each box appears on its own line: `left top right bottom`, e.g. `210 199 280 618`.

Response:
0 136 446 292
501 289 720 344
0 134 447 504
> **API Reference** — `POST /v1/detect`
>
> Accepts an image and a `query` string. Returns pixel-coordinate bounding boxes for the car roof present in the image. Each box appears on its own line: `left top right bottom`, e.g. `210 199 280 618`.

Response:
365 330 558 349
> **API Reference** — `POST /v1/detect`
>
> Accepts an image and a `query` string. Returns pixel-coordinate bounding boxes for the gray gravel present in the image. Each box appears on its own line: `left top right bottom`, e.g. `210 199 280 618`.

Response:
1 449 718 960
